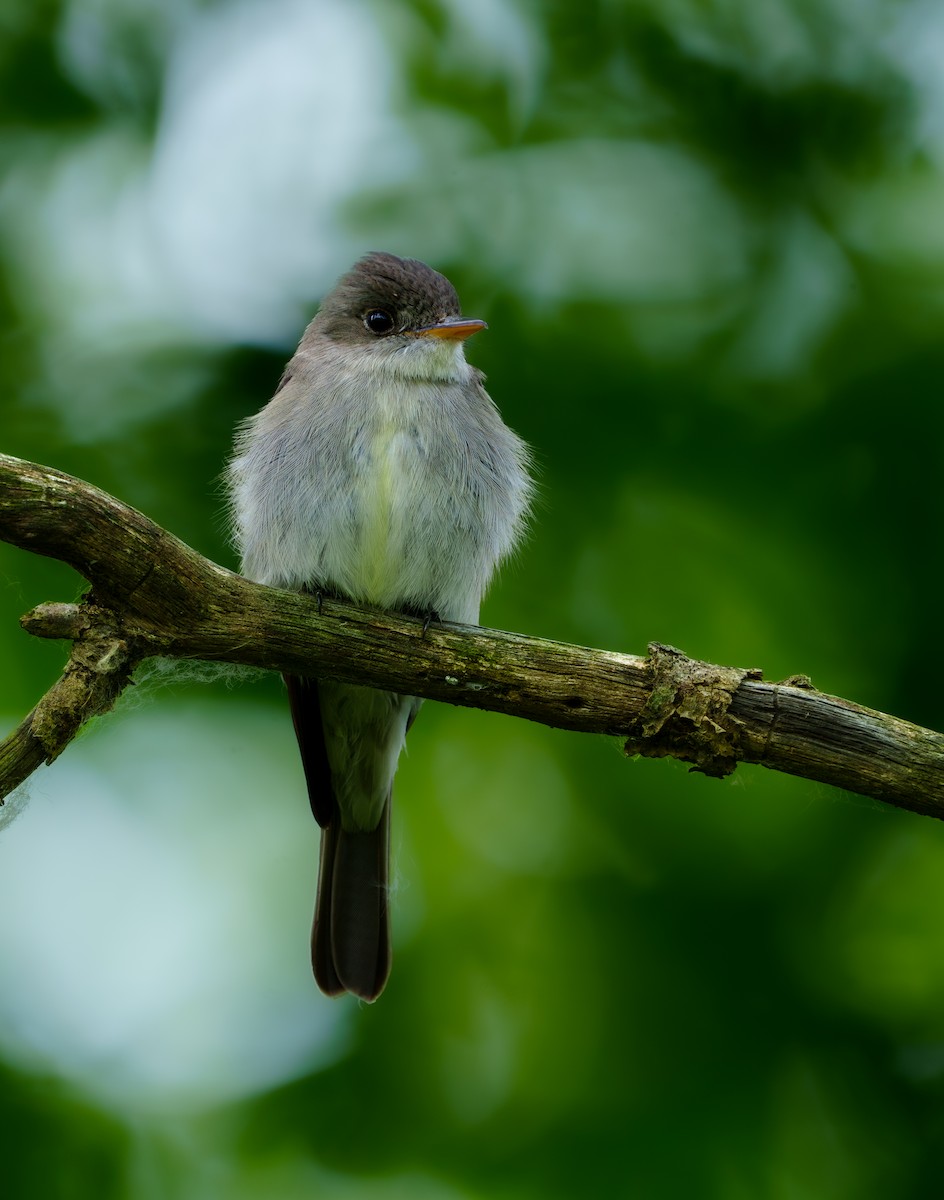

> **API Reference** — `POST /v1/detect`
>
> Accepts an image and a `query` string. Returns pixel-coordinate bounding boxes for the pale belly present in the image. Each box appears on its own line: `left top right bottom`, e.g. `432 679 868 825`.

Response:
356 429 416 601
317 424 480 622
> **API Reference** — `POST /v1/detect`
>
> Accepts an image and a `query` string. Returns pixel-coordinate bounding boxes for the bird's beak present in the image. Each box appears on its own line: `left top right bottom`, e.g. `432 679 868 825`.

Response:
411 317 487 341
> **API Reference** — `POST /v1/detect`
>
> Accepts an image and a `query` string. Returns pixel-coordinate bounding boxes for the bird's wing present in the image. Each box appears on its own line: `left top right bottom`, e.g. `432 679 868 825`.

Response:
283 673 335 828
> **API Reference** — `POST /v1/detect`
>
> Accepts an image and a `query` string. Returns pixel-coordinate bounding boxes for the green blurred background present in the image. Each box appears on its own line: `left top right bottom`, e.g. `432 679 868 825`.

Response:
2 0 944 1196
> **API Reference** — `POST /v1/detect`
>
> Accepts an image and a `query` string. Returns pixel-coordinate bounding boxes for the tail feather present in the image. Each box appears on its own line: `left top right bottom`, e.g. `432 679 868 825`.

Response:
312 803 392 1001
285 671 398 1001
310 818 344 996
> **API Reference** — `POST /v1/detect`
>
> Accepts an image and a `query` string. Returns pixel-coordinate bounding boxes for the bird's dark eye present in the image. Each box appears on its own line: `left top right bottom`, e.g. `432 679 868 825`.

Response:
364 309 395 335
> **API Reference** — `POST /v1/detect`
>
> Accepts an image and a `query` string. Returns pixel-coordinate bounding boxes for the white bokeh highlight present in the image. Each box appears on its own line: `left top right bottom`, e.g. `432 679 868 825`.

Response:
0 697 349 1113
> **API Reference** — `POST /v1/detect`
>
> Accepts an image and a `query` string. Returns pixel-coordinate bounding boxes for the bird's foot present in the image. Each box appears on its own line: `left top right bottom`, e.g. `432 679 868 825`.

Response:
421 610 442 638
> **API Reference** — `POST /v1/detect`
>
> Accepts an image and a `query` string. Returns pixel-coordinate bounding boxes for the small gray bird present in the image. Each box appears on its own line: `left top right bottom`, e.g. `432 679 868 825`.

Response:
228 252 532 1000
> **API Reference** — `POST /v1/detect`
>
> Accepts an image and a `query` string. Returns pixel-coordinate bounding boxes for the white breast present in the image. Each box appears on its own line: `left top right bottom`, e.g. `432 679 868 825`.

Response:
229 345 530 627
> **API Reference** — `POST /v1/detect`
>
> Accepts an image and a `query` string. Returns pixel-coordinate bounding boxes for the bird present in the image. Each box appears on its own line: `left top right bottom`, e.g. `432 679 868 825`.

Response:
227 252 532 1000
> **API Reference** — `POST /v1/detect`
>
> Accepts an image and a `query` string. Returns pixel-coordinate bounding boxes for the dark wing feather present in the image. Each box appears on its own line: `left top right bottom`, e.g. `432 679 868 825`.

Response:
283 674 335 827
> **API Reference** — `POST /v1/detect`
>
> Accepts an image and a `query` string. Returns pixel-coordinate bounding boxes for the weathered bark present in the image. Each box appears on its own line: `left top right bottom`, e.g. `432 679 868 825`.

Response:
1 453 942 816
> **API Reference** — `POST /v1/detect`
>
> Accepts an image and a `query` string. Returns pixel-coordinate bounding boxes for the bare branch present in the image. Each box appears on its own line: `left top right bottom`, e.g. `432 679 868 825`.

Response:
1 452 942 817
1 606 134 795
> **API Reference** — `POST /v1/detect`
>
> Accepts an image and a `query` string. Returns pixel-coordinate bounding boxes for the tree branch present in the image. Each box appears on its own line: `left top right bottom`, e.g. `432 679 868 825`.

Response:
1 452 942 817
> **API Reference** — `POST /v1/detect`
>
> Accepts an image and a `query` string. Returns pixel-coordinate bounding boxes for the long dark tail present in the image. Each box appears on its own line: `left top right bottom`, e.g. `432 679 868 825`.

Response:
311 802 392 1001
284 673 392 1002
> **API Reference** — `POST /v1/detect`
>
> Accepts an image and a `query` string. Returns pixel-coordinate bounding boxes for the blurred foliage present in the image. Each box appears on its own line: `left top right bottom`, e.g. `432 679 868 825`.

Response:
3 0 944 1197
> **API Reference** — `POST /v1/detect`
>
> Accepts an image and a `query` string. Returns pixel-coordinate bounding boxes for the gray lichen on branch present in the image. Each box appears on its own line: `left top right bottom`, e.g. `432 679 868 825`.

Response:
1 452 943 818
